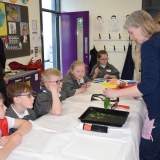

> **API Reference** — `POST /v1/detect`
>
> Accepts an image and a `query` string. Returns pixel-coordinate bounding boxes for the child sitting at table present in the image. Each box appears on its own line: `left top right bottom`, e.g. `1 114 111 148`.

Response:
34 68 66 118
62 60 91 98
90 50 120 80
0 92 32 159
6 82 37 133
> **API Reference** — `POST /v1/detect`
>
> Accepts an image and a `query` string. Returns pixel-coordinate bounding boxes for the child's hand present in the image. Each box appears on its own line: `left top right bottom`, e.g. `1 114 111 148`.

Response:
10 133 22 147
81 83 87 88
104 74 110 79
0 135 10 146
80 87 87 93
48 84 58 92
95 67 99 75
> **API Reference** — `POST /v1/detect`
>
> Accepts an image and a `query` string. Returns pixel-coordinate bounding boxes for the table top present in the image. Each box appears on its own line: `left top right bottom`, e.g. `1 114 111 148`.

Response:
6 83 146 160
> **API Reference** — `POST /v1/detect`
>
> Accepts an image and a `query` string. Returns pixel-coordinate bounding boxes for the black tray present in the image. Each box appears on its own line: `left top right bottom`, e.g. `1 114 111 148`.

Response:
78 107 129 127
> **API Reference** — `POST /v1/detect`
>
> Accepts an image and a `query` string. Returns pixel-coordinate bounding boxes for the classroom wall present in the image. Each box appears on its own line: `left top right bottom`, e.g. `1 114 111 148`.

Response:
2 0 42 70
61 0 142 75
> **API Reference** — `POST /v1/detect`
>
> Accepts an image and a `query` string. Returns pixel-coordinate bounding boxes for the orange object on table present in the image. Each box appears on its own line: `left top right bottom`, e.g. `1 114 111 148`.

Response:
115 103 130 109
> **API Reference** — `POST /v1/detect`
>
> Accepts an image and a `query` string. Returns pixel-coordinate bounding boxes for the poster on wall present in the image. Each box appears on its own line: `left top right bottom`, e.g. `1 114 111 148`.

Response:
122 14 130 31
0 2 7 36
9 0 17 3
108 15 120 32
21 0 29 5
20 22 29 43
6 3 21 22
8 22 17 34
32 20 37 34
94 15 105 32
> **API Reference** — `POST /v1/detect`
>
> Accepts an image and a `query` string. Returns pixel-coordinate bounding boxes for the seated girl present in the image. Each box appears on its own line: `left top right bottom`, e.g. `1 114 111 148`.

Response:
90 50 120 80
62 61 91 98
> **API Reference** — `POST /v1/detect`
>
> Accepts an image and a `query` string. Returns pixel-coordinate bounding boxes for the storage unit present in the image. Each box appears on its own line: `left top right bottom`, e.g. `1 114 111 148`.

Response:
7 70 40 93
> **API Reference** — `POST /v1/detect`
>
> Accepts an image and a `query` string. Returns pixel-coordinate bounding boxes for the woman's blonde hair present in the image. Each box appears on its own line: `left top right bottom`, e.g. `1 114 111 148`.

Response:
42 68 62 83
67 61 86 76
155 12 160 24
124 10 158 37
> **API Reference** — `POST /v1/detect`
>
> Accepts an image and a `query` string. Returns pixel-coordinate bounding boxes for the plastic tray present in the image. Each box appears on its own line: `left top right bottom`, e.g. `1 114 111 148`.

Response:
78 107 129 127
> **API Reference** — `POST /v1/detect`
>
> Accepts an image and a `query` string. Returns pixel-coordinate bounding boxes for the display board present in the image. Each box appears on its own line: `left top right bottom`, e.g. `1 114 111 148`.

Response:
0 2 30 59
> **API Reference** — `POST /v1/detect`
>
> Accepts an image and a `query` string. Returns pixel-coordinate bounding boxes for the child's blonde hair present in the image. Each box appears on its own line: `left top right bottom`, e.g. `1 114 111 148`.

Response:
7 82 32 103
0 92 5 103
155 12 160 24
42 68 62 83
67 61 86 76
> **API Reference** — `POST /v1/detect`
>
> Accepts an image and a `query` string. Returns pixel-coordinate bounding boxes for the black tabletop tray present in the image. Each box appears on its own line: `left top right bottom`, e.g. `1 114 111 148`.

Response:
78 107 129 127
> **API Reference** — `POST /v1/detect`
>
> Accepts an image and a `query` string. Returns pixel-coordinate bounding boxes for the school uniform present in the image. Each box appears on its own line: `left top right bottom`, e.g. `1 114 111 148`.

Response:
6 105 37 134
89 63 120 79
33 88 66 118
62 74 91 98
0 116 15 136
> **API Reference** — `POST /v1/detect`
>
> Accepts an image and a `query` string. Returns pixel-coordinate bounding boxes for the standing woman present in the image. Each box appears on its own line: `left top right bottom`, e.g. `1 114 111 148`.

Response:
0 38 8 106
103 10 160 159
155 12 160 31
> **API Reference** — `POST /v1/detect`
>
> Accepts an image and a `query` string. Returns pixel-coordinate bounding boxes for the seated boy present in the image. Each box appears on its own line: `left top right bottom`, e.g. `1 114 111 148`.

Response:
0 92 32 159
6 82 37 121
34 68 66 118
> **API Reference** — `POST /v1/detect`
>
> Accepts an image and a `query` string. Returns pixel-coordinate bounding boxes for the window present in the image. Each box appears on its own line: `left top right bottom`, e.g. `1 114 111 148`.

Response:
40 0 60 70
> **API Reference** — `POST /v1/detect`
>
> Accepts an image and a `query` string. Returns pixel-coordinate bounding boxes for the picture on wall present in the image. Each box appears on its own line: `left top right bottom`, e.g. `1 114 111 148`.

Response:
20 22 29 43
0 1 30 58
8 22 17 34
0 2 7 36
94 15 105 32
6 3 21 21
108 15 120 32
21 0 29 5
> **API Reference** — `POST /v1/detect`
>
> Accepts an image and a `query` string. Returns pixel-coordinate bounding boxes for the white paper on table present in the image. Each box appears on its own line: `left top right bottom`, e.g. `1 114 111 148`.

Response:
63 135 122 160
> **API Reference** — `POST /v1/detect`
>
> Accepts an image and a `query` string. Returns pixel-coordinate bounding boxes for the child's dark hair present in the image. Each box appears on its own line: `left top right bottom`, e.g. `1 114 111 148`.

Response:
96 50 108 67
7 82 32 103
0 92 5 103
97 50 108 58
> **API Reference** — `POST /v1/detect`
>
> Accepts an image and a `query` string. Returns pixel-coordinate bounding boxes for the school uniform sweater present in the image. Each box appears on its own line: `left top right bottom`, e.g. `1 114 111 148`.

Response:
137 32 160 120
89 63 119 79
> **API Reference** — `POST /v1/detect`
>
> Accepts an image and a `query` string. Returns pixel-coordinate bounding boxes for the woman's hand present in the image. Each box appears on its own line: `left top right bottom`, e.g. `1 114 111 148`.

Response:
103 88 119 98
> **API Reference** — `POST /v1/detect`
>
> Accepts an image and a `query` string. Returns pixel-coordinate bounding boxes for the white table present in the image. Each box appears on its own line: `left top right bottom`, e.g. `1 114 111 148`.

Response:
7 83 147 160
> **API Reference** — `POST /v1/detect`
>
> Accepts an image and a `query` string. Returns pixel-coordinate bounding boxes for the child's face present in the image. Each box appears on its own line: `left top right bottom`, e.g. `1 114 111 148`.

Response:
0 99 7 119
15 92 34 109
71 65 85 80
98 54 108 66
45 76 63 92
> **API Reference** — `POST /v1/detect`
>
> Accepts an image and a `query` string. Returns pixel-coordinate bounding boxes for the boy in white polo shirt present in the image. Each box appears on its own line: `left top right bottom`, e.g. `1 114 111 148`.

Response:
0 92 32 159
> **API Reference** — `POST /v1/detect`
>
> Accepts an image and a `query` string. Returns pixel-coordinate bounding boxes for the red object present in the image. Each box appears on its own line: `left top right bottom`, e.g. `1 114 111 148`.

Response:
115 103 130 109
0 117 10 136
83 124 91 131
115 82 140 90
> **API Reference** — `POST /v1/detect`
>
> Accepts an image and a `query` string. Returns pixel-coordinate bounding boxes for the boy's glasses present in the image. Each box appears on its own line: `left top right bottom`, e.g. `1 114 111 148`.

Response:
48 79 63 85
100 58 109 61
16 93 33 98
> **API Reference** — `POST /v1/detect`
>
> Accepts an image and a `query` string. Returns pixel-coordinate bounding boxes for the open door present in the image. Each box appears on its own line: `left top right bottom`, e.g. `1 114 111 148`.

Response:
60 11 89 76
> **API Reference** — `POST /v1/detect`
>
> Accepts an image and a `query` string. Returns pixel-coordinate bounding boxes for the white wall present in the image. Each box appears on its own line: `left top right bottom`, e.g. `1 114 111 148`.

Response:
2 0 41 69
61 0 142 74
